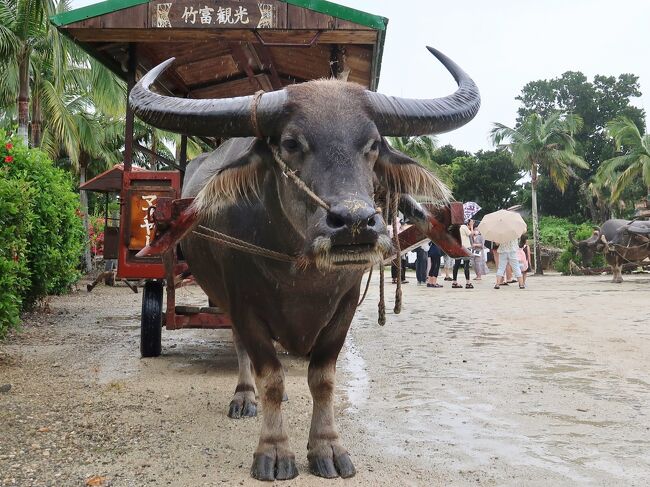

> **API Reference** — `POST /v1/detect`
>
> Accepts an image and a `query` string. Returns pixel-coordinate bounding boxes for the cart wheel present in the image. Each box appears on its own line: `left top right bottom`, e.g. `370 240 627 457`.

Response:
141 280 163 358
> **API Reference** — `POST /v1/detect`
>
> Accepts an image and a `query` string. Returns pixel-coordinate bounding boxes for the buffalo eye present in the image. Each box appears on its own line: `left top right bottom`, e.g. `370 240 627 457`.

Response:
365 139 380 156
281 138 300 153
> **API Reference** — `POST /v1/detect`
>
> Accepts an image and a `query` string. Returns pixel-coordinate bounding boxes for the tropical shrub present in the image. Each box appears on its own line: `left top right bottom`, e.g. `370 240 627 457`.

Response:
551 221 605 273
0 131 84 334
0 177 32 336
521 216 605 273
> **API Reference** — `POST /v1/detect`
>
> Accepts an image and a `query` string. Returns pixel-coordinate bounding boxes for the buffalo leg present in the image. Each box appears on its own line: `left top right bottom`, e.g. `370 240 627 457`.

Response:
250 358 298 480
307 289 357 479
234 329 297 481
612 257 624 283
228 330 257 419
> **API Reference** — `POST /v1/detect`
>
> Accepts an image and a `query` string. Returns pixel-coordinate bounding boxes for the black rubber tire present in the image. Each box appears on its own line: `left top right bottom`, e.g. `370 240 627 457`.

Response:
141 280 163 358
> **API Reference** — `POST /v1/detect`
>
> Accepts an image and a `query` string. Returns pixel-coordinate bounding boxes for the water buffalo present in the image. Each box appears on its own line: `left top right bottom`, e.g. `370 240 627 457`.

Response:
130 47 480 480
570 219 650 282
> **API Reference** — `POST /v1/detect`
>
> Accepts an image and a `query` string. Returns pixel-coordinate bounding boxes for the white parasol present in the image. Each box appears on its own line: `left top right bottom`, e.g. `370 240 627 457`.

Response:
478 209 527 244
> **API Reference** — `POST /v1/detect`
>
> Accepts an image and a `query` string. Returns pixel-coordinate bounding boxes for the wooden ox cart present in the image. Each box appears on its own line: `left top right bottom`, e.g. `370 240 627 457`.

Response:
59 0 463 357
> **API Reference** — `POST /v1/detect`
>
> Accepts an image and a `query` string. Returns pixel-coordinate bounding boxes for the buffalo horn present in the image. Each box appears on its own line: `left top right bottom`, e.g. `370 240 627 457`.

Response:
128 58 287 137
366 47 480 136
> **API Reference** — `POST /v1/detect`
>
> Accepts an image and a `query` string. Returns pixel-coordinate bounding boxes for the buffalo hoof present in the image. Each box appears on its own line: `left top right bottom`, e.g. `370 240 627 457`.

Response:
228 393 257 419
308 446 356 479
251 451 298 481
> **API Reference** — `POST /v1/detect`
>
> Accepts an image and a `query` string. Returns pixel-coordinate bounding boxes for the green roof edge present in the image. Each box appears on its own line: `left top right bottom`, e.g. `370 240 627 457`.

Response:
51 0 387 30
282 0 387 30
51 0 149 26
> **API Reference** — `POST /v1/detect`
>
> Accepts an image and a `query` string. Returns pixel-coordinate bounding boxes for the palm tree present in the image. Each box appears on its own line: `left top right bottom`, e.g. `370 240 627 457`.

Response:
0 0 53 145
597 117 650 202
491 112 589 274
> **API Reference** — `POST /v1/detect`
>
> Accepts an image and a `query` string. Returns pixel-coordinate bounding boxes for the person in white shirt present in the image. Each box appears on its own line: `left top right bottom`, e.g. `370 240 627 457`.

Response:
494 237 525 289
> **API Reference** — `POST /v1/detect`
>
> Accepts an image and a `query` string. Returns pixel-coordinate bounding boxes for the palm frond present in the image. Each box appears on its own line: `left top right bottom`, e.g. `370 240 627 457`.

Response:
610 161 642 201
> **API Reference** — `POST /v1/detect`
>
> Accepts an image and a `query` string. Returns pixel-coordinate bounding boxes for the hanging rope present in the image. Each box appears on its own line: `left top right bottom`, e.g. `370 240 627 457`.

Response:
357 268 373 307
378 264 386 326
391 192 402 314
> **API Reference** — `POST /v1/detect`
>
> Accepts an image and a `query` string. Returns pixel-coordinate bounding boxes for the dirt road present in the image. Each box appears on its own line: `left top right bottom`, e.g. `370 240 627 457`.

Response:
1 272 649 486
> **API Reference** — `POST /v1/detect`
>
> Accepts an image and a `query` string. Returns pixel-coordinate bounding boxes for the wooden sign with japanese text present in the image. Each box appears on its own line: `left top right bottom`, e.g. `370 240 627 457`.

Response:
151 0 279 29
127 191 169 250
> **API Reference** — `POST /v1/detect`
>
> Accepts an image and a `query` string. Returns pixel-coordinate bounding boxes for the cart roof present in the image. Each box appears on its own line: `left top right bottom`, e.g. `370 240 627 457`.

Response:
81 163 145 192
52 0 387 96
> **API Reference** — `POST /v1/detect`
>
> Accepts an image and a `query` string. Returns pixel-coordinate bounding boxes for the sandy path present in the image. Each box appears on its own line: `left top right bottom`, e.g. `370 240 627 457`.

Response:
1 272 649 486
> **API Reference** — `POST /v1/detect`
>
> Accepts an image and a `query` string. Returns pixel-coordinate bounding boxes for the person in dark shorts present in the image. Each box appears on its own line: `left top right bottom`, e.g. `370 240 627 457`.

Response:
426 241 443 287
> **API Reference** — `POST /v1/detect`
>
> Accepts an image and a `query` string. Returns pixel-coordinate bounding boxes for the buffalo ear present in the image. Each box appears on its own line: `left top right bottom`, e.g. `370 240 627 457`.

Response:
374 138 451 204
193 138 270 215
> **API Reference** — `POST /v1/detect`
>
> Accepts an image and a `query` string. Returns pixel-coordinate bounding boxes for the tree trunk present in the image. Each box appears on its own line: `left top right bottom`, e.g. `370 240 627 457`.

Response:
79 153 94 273
531 162 543 275
31 87 42 148
17 52 30 146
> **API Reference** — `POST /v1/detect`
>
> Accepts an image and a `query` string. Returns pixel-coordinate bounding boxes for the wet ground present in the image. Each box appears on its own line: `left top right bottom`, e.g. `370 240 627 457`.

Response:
1 271 649 486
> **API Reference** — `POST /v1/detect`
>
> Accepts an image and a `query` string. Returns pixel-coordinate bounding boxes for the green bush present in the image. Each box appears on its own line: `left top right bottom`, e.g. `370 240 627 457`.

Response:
553 222 605 273
0 178 33 337
537 216 578 248
523 216 606 273
0 132 84 335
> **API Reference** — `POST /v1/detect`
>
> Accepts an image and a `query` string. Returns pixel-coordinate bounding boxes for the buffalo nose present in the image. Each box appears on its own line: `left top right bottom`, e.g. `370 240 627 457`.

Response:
325 204 379 231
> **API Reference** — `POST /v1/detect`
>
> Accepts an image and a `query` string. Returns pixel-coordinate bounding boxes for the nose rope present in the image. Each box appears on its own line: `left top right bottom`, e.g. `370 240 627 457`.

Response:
271 147 332 212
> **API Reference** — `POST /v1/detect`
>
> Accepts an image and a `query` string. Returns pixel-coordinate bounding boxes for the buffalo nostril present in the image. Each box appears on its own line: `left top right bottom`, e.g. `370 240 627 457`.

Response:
326 213 346 229
367 216 376 227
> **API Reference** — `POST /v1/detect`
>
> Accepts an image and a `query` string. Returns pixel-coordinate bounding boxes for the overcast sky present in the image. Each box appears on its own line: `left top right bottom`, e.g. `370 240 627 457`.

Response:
70 0 650 152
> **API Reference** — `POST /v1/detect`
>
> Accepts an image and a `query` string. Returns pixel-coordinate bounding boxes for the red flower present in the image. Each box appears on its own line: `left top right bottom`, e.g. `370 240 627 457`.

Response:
5 155 13 163
6 143 13 150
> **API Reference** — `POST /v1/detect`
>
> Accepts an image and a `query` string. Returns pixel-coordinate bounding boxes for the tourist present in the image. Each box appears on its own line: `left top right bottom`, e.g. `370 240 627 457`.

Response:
415 242 429 285
518 235 532 285
442 254 454 281
471 227 488 280
494 237 525 289
452 222 473 289
426 241 442 287
387 217 407 284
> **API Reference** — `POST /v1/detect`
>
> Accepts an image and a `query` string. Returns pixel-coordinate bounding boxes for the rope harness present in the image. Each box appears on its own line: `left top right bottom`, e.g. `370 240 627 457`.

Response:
189 93 402 321
608 239 650 265
605 223 650 265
